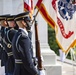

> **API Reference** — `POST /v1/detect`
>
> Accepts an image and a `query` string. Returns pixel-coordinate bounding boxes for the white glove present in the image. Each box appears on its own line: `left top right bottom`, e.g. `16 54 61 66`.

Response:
41 55 44 62
39 69 46 75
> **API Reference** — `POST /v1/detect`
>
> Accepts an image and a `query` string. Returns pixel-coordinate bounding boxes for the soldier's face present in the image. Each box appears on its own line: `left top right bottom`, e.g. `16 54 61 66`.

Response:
0 21 1 26
22 20 27 27
8 21 15 27
0 20 5 26
0 21 3 26
16 20 27 28
16 21 22 27
0 20 8 27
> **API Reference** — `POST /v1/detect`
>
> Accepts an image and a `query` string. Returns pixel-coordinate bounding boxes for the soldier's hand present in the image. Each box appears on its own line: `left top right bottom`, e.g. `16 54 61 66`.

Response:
39 69 46 75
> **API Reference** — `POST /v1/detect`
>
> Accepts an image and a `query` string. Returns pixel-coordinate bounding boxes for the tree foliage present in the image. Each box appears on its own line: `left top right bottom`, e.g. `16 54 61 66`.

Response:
48 26 59 55
48 25 71 59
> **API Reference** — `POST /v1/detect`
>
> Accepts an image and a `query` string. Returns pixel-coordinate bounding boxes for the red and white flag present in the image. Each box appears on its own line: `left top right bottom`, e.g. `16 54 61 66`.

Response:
36 0 76 53
24 0 33 18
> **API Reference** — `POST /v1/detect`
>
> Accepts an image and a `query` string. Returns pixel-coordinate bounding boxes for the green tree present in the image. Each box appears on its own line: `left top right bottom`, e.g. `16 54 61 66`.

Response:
48 25 59 55
48 25 71 59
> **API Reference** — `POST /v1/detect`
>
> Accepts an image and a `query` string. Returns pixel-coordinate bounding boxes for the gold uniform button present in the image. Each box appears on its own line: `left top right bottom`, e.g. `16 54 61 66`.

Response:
7 44 12 48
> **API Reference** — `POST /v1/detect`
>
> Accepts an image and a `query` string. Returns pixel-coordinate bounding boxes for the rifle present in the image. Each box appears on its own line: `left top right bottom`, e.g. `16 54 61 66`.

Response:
34 16 43 70
72 0 76 4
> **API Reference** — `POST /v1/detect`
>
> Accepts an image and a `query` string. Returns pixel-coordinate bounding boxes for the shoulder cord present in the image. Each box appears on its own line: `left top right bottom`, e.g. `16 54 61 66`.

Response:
16 34 27 57
6 29 11 43
16 34 21 52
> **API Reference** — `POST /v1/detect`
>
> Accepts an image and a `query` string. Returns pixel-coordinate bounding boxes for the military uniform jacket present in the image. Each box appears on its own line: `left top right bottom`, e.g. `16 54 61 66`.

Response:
12 29 39 75
0 27 8 66
0 28 2 59
4 27 17 73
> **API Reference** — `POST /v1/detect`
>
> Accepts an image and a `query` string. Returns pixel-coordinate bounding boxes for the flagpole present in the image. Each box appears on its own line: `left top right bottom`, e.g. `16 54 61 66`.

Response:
32 1 46 75
34 18 43 69
33 4 43 69
32 8 40 24
34 16 46 75
32 0 43 24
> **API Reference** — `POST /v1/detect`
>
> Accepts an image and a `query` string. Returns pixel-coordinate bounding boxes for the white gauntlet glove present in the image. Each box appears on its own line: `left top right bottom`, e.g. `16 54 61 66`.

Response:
39 69 46 75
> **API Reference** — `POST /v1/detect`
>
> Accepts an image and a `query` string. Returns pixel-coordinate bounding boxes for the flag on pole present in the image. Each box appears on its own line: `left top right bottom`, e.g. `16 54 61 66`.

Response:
53 0 76 53
36 0 76 53
24 0 33 18
36 0 56 29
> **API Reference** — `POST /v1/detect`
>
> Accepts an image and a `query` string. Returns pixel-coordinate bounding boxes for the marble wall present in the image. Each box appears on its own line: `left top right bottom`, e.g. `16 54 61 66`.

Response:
0 0 23 15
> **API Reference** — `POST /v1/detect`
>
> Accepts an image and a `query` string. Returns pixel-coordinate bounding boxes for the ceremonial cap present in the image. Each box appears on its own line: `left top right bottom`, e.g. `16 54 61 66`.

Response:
14 12 29 21
7 15 15 21
0 14 10 21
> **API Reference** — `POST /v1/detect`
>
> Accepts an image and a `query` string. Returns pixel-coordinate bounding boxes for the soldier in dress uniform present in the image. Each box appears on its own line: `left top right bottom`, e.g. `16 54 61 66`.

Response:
3 15 18 75
12 12 39 75
24 16 37 66
0 14 10 75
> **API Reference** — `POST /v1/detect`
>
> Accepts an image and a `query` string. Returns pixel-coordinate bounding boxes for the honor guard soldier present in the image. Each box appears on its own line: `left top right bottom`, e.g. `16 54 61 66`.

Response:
24 16 37 66
3 15 18 75
0 14 10 75
12 12 39 75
